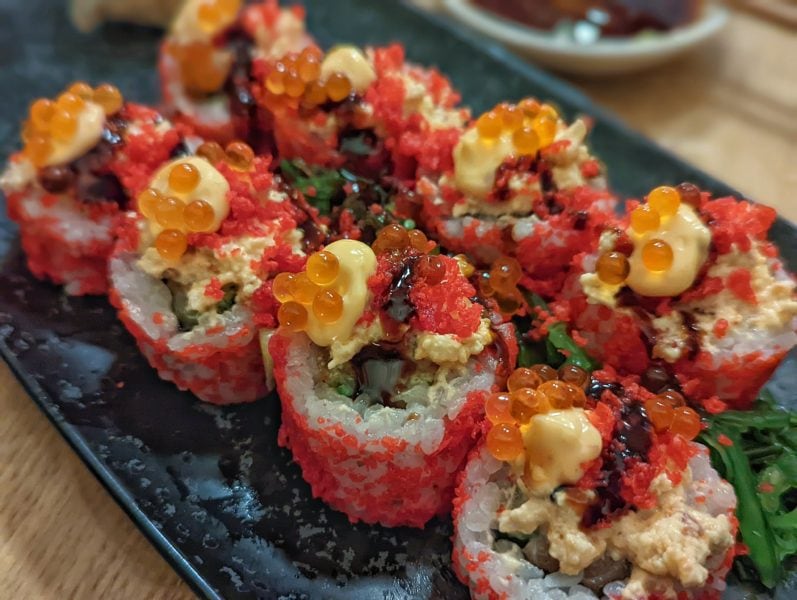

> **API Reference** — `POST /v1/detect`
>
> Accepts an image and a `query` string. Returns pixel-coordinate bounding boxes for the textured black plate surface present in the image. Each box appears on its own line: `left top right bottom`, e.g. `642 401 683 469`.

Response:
0 0 795 598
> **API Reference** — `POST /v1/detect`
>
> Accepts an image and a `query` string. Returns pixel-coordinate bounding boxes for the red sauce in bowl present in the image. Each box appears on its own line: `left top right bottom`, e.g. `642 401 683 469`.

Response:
472 0 704 37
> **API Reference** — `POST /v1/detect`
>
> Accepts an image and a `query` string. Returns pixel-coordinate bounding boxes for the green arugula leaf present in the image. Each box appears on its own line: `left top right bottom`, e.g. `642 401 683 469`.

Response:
523 293 599 372
279 159 351 215
699 397 797 587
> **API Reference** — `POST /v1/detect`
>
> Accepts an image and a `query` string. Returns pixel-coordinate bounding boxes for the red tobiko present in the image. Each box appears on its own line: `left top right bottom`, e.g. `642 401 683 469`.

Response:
409 256 481 338
702 196 776 253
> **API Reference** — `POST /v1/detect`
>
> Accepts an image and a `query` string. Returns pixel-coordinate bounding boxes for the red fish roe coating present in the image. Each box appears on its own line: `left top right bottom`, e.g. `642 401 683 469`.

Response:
108 103 184 197
366 253 482 338
409 257 482 338
109 283 266 404
272 333 492 527
727 268 757 304
701 196 776 253
675 349 786 412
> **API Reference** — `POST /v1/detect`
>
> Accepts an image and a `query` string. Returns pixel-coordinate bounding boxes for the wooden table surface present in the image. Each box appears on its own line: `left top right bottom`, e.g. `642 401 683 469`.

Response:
1 6 795 600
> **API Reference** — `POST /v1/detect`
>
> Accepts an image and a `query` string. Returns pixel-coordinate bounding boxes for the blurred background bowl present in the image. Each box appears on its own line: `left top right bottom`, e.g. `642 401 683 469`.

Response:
441 0 730 76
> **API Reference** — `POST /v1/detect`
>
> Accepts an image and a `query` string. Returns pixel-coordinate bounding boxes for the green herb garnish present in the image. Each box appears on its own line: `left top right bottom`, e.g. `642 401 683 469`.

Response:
216 284 237 314
520 293 599 372
279 159 358 215
699 393 797 588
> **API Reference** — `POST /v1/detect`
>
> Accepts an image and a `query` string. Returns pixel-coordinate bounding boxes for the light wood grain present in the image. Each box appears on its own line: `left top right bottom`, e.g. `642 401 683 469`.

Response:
0 366 194 600
1 5 795 600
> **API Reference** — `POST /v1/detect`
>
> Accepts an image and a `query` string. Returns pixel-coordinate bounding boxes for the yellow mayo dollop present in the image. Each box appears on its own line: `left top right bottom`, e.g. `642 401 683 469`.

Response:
320 46 376 93
147 156 230 236
452 127 515 200
305 239 377 347
44 102 105 167
521 408 602 495
626 204 711 297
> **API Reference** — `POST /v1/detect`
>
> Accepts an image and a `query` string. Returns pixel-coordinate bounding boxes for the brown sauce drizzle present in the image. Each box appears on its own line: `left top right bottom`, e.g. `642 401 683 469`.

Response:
581 398 652 528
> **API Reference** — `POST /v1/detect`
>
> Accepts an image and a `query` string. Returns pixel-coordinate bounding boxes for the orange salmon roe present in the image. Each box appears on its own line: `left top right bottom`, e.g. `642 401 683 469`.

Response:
670 406 701 440
538 379 582 409
490 257 522 293
278 301 308 332
93 83 123 115
183 199 215 232
155 229 188 262
532 114 557 147
486 423 524 461
325 72 352 102
407 229 428 252
272 272 296 303
647 186 681 217
169 162 200 194
596 251 629 285
498 104 524 130
25 136 52 167
372 223 410 254
659 389 685 407
511 388 547 424
297 47 322 82
485 392 514 425
642 239 673 272
56 92 84 113
169 42 229 95
307 251 340 286
630 205 660 234
154 196 186 228
197 141 226 163
30 98 55 129
138 188 161 219
68 82 94 100
507 367 543 392
645 396 674 432
476 111 502 140
558 364 589 390
530 364 557 382
313 289 344 323
225 141 254 172
290 272 320 304
22 82 124 165
512 127 540 156
50 109 78 141
419 255 446 285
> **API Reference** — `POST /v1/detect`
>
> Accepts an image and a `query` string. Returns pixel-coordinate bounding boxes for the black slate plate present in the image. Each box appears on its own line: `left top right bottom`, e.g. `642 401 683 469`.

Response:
0 1 795 598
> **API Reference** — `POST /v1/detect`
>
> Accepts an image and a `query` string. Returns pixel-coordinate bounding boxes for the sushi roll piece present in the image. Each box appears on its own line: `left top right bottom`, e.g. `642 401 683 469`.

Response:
453 365 738 600
558 183 797 410
257 43 468 180
159 0 312 145
270 225 515 527
0 82 184 295
417 99 616 297
109 142 306 404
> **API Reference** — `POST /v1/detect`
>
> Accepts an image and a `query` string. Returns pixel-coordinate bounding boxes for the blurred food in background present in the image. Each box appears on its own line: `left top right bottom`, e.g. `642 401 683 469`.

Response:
70 0 185 31
473 0 706 41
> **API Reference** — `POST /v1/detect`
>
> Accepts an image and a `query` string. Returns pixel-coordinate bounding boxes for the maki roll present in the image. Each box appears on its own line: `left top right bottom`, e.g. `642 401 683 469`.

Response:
453 365 738 600
159 0 312 144
256 43 467 180
270 225 512 527
417 99 615 297
109 142 306 404
558 184 797 410
0 82 183 295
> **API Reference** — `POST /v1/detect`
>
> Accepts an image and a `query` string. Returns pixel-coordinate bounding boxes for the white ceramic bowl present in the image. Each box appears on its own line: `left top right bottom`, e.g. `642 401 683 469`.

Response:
441 0 730 76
